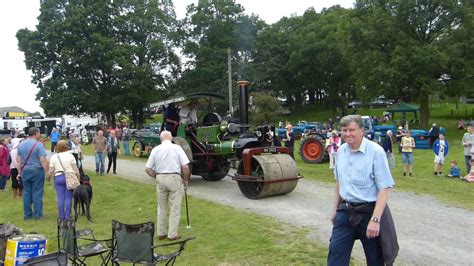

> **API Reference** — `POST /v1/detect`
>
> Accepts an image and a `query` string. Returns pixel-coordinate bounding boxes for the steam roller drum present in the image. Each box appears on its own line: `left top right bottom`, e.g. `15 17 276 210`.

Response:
236 153 298 199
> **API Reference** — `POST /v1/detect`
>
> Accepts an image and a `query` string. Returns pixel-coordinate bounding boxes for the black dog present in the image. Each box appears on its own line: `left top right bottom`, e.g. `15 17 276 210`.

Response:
73 175 93 222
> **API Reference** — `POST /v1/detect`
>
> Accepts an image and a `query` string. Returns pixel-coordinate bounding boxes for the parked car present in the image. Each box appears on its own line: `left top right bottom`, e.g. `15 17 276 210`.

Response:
348 100 362 108
368 99 393 108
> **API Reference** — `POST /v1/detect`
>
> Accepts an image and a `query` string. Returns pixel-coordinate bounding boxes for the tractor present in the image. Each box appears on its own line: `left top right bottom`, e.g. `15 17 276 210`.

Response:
133 81 301 199
299 116 395 163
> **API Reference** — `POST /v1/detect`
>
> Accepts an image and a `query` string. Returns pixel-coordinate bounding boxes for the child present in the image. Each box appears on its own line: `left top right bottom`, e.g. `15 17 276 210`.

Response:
462 159 474 182
447 160 460 178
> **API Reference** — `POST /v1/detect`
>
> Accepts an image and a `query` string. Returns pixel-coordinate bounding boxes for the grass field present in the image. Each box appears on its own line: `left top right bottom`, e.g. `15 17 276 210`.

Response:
0 172 328 265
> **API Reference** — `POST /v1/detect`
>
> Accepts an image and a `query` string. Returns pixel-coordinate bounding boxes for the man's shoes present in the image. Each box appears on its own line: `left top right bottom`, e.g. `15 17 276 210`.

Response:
409 173 413 177
158 235 167 240
403 172 406 176
113 172 117 175
168 235 181 241
96 171 99 175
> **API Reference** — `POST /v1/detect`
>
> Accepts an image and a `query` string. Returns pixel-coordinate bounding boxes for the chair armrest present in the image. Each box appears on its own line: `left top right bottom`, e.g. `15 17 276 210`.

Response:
77 237 112 243
76 228 93 237
152 237 195 248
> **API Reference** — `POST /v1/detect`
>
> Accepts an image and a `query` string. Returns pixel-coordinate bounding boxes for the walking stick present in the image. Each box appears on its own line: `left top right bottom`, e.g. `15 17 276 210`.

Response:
185 189 191 229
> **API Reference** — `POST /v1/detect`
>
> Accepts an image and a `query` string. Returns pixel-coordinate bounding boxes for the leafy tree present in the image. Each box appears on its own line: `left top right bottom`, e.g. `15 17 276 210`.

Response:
17 0 178 127
251 16 304 107
349 0 465 128
177 0 264 101
249 92 283 125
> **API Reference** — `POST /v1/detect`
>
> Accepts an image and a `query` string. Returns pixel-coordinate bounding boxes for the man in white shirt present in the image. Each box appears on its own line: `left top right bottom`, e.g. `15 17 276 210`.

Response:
145 131 190 241
179 102 198 124
462 125 474 174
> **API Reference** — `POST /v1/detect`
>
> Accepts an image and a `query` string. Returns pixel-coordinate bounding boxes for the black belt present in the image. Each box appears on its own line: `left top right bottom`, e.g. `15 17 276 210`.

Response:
157 173 180 175
340 200 375 207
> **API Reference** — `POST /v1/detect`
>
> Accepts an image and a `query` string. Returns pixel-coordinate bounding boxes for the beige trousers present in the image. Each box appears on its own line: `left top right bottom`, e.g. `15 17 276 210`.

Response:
156 174 183 238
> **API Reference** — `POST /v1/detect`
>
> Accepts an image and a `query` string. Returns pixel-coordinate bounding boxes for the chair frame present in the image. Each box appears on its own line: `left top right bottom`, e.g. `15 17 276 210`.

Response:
111 220 195 265
23 249 68 265
57 219 111 266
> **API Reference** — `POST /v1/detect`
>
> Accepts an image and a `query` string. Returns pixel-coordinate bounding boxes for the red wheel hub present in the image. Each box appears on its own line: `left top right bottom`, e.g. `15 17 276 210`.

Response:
303 141 322 160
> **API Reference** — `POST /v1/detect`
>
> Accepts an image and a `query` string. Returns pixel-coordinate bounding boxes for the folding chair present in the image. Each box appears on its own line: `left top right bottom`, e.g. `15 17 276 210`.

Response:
111 220 194 265
57 219 111 265
23 249 68 266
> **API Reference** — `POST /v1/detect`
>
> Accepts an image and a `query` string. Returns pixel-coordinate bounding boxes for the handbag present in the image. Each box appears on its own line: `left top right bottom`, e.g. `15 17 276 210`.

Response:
57 153 80 190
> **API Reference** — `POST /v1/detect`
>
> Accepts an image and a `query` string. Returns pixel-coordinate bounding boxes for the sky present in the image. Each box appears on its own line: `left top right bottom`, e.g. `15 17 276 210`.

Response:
0 0 354 115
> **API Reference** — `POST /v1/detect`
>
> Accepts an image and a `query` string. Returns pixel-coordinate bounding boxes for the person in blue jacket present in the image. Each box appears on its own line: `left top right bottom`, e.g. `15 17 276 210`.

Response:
448 160 461 178
433 133 449 176
50 128 61 153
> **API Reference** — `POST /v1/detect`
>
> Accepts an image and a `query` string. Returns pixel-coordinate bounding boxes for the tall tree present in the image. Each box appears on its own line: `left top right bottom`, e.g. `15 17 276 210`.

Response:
177 0 263 99
349 0 464 128
17 0 178 127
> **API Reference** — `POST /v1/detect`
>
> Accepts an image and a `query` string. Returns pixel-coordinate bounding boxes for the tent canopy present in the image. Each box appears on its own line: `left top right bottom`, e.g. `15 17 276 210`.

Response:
386 103 420 121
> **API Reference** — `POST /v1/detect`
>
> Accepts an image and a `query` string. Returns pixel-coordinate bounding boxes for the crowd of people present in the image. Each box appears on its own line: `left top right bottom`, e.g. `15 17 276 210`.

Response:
323 120 474 181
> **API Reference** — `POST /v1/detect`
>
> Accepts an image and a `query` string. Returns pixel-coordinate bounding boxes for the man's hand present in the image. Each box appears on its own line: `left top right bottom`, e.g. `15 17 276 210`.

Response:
183 179 189 191
366 221 380 238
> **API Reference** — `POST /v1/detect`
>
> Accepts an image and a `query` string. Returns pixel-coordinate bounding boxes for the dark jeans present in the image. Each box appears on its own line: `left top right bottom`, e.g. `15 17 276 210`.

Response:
465 155 472 174
286 146 294 159
51 142 57 153
107 152 117 173
328 210 384 266
54 174 73 220
0 175 8 190
22 168 45 220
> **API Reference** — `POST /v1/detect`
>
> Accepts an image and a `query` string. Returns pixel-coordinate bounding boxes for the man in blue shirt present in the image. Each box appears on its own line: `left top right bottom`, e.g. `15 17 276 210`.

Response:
17 127 49 220
328 115 397 265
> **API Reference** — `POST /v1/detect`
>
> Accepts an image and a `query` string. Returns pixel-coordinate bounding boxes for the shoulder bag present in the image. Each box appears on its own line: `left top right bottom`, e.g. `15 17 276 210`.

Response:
18 141 39 179
57 153 80 190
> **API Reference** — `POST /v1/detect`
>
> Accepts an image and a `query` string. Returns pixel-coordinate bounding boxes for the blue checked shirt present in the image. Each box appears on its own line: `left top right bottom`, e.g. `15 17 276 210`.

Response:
335 137 395 203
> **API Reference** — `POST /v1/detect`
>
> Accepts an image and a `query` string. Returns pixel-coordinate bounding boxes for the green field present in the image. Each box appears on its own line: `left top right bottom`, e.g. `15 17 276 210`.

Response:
0 172 327 265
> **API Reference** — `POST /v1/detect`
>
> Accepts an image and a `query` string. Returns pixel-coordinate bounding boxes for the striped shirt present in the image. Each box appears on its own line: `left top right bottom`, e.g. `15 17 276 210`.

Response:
335 137 395 203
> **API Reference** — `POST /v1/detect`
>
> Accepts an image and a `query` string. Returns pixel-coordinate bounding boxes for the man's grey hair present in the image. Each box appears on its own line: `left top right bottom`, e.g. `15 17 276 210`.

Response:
28 127 40 136
160 130 172 140
340 115 364 129
386 130 393 135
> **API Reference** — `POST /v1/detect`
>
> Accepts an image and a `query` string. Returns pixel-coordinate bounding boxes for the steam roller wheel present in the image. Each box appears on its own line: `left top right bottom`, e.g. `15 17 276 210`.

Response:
201 157 230 181
299 134 327 164
133 142 143 157
236 154 298 199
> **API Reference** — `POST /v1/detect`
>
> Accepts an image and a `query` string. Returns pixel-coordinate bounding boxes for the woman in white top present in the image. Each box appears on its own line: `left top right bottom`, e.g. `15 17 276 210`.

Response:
9 138 23 198
47 140 80 220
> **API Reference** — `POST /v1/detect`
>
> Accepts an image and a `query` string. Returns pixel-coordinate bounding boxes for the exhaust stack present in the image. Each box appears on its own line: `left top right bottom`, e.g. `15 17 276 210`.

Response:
237 80 250 134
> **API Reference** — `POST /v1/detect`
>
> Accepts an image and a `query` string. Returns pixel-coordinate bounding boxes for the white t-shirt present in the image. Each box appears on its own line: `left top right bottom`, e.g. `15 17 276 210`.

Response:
145 140 190 174
50 152 77 173
179 105 198 124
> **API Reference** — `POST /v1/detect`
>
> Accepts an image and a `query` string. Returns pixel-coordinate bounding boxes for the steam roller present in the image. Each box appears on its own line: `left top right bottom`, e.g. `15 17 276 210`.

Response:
233 146 300 199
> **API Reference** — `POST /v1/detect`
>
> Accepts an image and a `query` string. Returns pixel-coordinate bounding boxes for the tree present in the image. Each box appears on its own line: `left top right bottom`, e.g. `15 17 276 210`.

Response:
177 0 264 101
251 16 304 107
349 0 465 128
17 0 178 127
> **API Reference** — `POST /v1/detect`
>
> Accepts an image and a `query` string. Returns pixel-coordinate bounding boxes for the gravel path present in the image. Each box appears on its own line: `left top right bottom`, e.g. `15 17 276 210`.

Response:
82 155 474 265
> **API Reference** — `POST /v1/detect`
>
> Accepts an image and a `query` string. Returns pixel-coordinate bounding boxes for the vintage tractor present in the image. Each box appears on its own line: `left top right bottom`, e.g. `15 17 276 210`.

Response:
134 81 301 199
298 116 396 163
